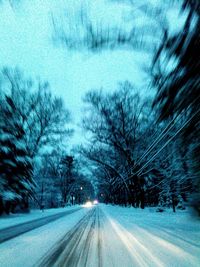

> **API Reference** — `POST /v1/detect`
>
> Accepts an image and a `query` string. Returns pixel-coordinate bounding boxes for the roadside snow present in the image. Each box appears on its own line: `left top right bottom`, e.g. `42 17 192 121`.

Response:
0 206 80 230
102 205 200 267
0 207 90 267
0 205 199 267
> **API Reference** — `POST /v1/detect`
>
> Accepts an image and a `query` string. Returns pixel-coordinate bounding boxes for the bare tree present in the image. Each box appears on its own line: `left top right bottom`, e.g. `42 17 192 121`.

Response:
1 68 73 158
81 82 152 208
52 0 168 54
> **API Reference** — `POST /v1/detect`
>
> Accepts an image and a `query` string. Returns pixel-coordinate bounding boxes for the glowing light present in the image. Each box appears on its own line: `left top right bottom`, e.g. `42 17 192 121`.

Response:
93 200 98 205
83 201 93 208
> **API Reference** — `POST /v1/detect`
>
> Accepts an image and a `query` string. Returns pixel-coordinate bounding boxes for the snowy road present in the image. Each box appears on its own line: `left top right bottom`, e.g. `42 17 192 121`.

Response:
0 205 199 267
36 207 101 267
34 205 200 267
0 207 82 244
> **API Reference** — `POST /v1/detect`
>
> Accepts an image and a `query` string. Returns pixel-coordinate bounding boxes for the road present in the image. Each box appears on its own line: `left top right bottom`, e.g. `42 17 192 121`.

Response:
0 207 81 244
35 206 142 267
0 205 199 267
36 207 100 267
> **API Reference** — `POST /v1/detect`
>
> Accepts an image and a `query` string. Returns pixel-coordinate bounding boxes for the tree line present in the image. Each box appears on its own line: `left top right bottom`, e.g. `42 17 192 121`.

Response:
0 68 94 215
56 0 199 213
0 0 199 215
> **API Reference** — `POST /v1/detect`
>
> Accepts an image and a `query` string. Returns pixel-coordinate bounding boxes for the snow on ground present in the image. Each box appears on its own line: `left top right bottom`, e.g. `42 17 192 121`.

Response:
0 206 80 230
0 207 90 267
0 204 199 267
101 205 200 267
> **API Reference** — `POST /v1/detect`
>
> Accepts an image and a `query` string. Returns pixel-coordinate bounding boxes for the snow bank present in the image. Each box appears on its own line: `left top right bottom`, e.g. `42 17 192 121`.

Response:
102 205 200 267
0 207 90 267
0 206 80 230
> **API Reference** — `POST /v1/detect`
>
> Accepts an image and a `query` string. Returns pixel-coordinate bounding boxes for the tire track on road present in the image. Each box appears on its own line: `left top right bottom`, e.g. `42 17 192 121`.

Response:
97 207 103 267
37 208 98 267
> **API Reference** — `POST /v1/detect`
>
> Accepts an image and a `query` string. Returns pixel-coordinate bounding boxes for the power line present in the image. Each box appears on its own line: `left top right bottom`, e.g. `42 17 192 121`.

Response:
113 104 200 192
117 95 200 183
137 106 200 177
94 96 200 196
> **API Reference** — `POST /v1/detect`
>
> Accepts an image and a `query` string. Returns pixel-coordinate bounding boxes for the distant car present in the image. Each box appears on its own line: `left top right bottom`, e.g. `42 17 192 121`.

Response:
84 201 93 208
93 200 98 205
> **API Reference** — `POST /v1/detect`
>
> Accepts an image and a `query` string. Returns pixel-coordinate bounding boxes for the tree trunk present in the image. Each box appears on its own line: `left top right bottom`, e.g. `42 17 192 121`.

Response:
21 194 30 213
0 197 4 215
5 201 11 214
140 189 145 209
40 182 44 210
172 193 176 212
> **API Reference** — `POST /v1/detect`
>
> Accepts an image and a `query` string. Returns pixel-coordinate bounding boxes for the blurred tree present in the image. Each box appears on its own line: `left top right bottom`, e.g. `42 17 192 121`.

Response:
152 0 200 213
1 68 73 158
33 148 94 208
0 68 73 214
0 96 34 214
81 82 153 208
52 0 165 53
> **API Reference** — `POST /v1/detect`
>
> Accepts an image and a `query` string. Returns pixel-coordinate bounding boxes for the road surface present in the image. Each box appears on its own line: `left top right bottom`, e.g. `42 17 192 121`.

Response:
36 207 102 267
0 205 199 267
35 206 157 267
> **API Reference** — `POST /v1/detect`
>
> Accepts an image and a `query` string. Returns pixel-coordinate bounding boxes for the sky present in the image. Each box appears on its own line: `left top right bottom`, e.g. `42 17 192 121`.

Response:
0 0 185 149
